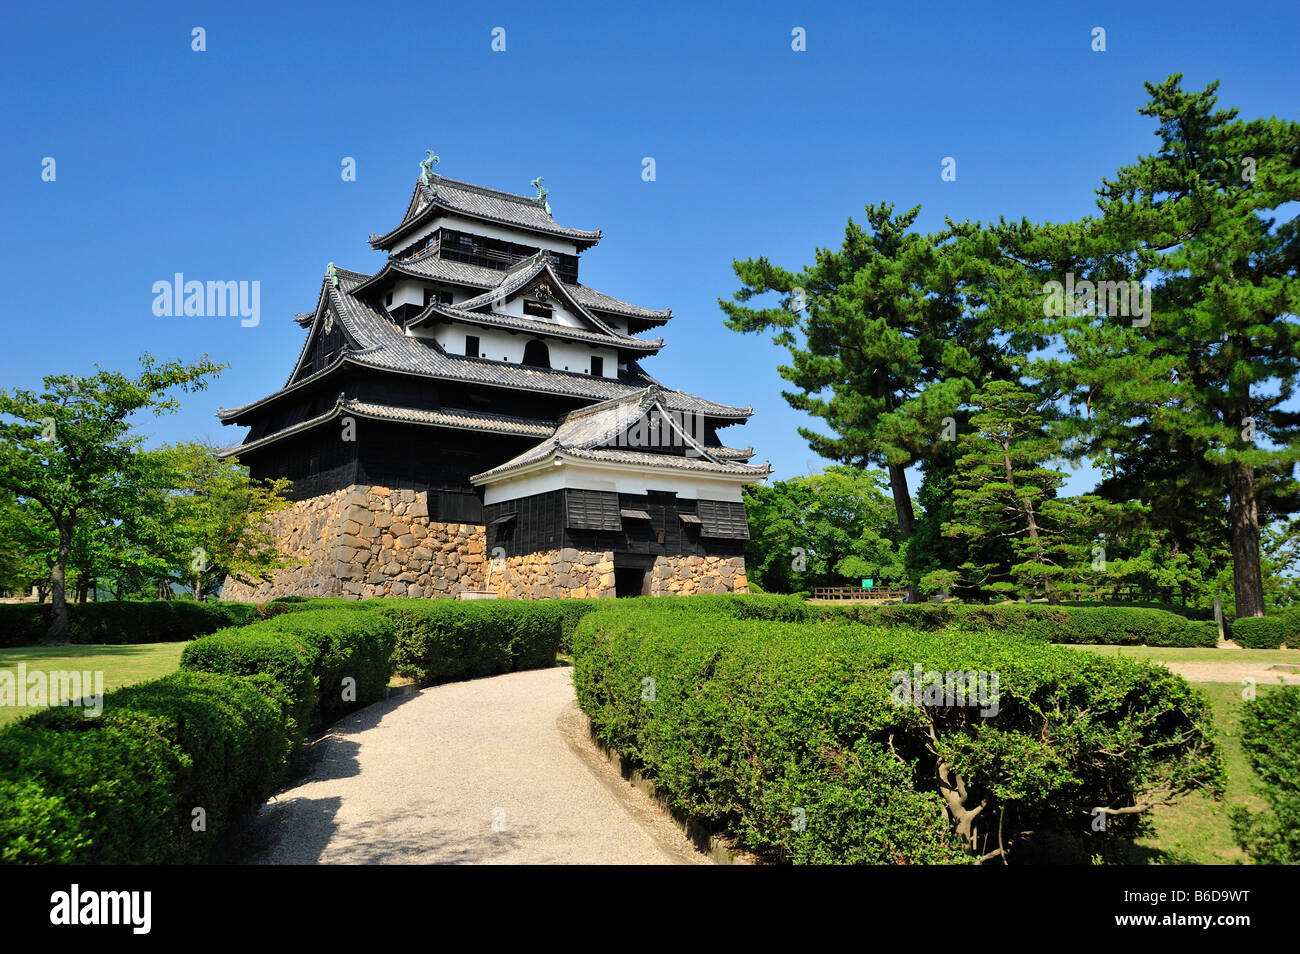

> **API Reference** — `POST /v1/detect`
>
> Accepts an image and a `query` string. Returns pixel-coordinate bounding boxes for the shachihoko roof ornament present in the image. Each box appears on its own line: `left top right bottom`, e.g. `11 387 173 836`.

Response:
419 148 440 186
530 176 551 215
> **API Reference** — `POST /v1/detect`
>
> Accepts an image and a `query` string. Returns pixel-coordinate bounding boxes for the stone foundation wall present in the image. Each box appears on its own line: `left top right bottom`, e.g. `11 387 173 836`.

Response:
221 485 487 602
488 551 747 598
650 555 748 595
221 485 748 602
491 550 616 599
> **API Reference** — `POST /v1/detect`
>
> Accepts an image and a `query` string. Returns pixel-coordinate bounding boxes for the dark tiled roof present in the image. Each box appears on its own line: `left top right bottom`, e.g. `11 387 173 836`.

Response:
409 256 663 351
413 304 663 352
217 270 751 422
217 397 555 459
352 252 672 323
370 176 602 251
470 387 770 483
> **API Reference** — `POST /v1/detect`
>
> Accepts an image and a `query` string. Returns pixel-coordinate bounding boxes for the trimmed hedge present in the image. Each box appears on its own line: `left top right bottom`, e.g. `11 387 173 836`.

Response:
0 600 263 648
1230 613 1300 649
2 597 608 863
822 603 1217 647
179 629 317 753
1231 685 1300 864
1062 600 1216 621
584 596 1213 646
181 608 398 738
382 599 595 684
0 670 282 864
573 604 1224 864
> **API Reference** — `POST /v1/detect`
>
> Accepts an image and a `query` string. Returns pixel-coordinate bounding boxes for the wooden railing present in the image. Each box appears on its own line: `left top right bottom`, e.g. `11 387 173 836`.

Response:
812 586 908 602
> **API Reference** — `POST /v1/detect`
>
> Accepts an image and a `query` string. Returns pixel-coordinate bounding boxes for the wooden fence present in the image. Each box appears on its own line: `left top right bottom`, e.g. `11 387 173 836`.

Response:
811 586 908 602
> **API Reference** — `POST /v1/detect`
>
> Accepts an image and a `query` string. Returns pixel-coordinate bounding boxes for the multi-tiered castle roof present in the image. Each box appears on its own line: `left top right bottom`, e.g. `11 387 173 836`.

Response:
218 167 768 512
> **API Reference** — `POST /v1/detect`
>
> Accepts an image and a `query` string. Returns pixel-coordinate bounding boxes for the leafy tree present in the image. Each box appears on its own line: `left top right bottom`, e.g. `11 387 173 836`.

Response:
153 442 294 600
0 489 51 597
1059 74 1300 618
0 356 224 643
743 465 904 592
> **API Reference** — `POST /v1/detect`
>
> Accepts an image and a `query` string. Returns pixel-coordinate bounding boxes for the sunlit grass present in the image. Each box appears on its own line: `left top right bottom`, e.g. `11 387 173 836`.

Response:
0 643 186 726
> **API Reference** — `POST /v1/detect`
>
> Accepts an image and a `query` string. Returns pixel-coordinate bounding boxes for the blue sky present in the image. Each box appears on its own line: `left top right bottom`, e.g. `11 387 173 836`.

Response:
2 0 1297 494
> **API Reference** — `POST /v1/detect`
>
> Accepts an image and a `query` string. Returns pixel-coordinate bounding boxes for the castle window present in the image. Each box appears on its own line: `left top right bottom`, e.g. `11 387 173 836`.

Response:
465 335 480 358
590 356 604 377
522 339 551 369
385 291 393 307
523 300 553 320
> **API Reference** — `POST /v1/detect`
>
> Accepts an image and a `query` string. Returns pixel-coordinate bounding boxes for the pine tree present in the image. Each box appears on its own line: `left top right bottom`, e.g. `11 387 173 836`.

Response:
1066 75 1300 618
941 381 1106 602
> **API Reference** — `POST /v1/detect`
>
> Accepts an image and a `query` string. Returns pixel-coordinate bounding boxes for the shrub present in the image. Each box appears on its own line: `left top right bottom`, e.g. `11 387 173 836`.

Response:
1231 614 1300 649
821 603 1214 647
1231 685 1300 864
0 777 85 864
0 707 186 863
0 600 262 648
0 670 283 864
1063 600 1216 621
572 605 1223 864
382 600 588 685
231 610 398 725
181 629 316 752
93 670 285 857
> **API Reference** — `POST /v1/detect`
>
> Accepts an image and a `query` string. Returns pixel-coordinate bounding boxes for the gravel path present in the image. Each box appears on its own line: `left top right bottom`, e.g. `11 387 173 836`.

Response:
238 666 709 865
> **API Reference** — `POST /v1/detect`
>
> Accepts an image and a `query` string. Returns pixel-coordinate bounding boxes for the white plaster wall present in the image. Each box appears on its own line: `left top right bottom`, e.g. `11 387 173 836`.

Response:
408 323 617 376
479 459 750 504
387 279 427 311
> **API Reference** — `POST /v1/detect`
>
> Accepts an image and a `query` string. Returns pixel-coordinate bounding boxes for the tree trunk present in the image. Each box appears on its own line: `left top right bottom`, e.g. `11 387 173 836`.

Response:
45 526 72 645
1229 462 1265 618
887 463 919 602
1003 446 1055 603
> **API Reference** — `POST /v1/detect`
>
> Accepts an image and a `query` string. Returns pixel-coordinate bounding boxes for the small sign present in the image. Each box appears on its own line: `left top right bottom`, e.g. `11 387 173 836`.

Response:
862 578 874 590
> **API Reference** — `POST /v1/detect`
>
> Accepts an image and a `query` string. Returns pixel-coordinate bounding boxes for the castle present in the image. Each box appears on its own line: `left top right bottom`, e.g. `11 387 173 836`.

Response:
217 164 768 600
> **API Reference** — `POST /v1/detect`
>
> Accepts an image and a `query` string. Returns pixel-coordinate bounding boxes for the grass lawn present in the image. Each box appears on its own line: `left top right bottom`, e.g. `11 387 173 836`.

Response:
0 643 185 727
1130 682 1281 865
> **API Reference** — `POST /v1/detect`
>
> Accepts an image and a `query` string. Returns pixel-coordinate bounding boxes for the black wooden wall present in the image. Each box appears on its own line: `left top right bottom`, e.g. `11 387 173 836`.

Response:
484 488 747 559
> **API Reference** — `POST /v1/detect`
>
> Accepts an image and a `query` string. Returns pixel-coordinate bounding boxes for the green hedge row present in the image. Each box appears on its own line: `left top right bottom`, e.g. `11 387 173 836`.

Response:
1231 685 1300 864
824 603 1218 647
1061 600 1217 621
0 670 284 863
0 597 597 863
600 595 1216 647
181 609 398 744
1 608 401 863
572 602 1224 864
0 601 265 648
1230 612 1300 649
381 599 596 685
